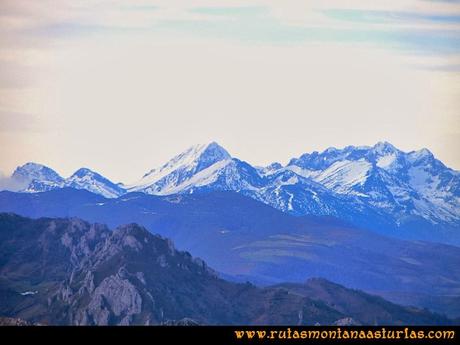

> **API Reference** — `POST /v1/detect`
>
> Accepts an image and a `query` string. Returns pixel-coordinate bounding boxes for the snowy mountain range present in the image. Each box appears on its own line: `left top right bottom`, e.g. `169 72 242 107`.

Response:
3 141 459 239
8 163 124 198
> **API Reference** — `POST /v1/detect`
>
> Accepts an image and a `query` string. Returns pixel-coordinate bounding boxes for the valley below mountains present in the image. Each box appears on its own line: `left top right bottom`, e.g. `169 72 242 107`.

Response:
0 190 460 319
1 141 459 324
0 214 453 326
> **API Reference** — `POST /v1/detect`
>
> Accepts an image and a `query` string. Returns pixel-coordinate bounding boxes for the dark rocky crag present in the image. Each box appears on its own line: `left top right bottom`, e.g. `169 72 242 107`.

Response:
0 213 452 325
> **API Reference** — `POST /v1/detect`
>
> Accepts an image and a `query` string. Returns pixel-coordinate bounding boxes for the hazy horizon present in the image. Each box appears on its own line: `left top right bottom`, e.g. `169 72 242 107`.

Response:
1 0 459 182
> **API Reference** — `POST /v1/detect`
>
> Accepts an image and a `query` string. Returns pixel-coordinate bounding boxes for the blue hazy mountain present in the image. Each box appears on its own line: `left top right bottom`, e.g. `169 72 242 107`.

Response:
1 188 459 318
3 141 459 242
0 213 451 325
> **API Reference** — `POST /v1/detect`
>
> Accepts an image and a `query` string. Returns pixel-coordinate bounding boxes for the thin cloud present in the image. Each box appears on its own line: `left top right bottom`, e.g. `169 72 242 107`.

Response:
0 170 27 192
0 0 459 179
1 1 458 58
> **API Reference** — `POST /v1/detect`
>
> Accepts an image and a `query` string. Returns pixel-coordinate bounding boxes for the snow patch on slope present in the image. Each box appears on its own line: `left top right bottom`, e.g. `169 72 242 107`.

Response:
285 166 317 179
65 168 124 198
376 154 396 169
151 159 232 195
128 142 230 191
315 159 372 195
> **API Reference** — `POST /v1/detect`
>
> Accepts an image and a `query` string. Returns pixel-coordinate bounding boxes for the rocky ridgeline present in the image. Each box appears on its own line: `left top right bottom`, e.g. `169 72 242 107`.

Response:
0 213 452 325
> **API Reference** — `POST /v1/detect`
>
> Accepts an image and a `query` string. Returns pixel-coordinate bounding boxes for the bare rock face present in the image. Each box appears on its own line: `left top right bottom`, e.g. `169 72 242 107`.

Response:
54 219 109 267
0 214 454 326
84 272 142 325
0 317 37 326
162 318 200 326
58 226 155 325
334 317 361 326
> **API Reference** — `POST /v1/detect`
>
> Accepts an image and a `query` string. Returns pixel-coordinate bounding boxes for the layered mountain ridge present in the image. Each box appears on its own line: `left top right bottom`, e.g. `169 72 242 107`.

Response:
0 213 452 325
1 189 460 318
2 141 459 241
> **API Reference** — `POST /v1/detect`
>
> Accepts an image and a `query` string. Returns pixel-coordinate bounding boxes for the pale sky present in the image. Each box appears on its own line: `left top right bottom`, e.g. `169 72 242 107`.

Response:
0 0 459 182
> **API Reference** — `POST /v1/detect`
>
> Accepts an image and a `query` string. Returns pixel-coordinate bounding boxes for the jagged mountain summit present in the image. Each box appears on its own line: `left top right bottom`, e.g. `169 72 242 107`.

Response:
287 141 460 225
66 168 125 198
3 141 459 240
6 163 125 199
126 142 240 194
126 141 460 239
11 162 65 193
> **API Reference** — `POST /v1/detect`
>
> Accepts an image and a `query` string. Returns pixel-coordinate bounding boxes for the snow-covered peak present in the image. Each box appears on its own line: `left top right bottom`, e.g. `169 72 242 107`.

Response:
129 142 232 192
324 147 339 153
5 141 459 232
408 148 434 163
370 143 400 170
12 162 64 183
9 162 64 193
372 141 398 155
68 167 116 183
188 141 231 170
71 167 96 178
315 159 373 195
142 142 230 178
66 167 125 198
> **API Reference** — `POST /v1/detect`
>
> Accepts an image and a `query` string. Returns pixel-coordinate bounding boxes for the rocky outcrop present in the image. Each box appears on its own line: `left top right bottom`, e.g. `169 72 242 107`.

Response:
74 271 142 325
162 318 200 326
0 214 453 325
334 317 361 326
0 317 40 326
